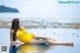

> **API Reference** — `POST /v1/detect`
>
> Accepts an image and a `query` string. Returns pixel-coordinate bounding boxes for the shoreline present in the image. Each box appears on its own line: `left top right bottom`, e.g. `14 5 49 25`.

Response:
0 21 80 29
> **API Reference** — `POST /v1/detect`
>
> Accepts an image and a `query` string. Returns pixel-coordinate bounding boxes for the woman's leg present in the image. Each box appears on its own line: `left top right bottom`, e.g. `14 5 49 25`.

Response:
47 39 73 45
31 32 73 45
30 39 48 44
30 39 73 46
31 32 56 41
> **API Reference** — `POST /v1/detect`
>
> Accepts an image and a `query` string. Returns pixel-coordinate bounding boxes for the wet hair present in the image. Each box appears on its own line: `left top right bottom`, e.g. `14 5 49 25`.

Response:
11 18 20 41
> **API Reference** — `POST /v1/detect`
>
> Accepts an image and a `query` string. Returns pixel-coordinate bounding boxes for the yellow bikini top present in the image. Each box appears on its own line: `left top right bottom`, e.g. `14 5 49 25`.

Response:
16 28 34 43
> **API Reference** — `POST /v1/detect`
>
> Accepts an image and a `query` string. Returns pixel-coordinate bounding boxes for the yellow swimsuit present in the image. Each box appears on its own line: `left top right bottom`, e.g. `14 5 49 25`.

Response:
16 28 34 43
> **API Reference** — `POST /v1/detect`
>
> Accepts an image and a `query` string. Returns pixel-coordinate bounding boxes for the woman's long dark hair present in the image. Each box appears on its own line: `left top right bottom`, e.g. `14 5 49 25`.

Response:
11 18 20 41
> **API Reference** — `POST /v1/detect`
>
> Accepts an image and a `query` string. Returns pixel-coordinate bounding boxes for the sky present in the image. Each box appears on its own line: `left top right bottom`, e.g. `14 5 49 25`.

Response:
0 0 80 19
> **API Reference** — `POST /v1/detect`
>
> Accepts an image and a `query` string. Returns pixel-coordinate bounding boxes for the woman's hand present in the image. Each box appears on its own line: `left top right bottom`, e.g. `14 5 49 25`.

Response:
10 41 24 45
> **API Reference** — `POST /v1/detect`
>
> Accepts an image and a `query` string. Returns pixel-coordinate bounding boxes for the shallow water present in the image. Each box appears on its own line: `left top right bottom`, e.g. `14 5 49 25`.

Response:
0 28 80 53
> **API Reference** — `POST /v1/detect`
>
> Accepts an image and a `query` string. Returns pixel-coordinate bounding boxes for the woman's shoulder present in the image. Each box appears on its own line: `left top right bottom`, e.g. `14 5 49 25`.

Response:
20 27 27 31
20 27 25 29
20 27 27 33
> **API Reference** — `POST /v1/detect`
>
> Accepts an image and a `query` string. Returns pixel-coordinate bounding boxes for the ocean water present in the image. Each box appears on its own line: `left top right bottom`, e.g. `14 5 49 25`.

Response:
0 28 80 53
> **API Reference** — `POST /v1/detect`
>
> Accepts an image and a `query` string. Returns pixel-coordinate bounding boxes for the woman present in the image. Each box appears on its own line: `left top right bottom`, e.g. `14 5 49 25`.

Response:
10 18 73 45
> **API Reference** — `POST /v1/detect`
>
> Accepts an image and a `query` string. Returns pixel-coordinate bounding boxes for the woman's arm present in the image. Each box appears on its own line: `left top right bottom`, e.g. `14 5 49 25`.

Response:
10 30 14 44
10 30 24 44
